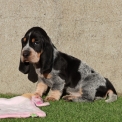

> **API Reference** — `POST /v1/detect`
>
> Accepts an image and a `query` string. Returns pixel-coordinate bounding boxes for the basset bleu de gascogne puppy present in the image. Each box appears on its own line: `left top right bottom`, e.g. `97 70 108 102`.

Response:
19 27 117 102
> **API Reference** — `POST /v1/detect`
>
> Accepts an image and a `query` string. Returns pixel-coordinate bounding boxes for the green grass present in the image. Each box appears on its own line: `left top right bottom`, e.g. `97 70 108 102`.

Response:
0 94 122 122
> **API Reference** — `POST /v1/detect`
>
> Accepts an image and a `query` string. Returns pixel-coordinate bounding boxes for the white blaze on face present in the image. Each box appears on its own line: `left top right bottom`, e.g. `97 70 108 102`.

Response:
22 32 31 52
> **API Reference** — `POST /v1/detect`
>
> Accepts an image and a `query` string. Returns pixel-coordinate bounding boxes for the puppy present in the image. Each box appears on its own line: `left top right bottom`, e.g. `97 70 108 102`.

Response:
19 27 117 102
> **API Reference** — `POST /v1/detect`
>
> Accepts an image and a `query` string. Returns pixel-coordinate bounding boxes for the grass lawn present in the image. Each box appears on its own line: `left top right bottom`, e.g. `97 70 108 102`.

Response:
0 94 122 122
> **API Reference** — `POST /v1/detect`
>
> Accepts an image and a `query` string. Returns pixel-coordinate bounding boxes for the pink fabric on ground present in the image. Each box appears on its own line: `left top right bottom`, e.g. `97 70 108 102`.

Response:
0 96 49 118
32 96 50 107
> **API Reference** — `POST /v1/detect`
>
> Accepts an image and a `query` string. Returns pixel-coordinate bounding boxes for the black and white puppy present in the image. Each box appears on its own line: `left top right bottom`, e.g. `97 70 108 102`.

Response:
19 27 117 102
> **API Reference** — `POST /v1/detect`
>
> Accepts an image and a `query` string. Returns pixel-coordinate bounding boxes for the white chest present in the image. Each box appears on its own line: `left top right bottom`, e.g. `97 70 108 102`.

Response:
35 68 43 78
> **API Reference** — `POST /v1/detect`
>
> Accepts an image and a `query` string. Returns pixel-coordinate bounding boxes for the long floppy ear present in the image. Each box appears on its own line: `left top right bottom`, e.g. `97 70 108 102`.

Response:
28 63 38 83
19 60 38 83
19 60 30 74
39 41 54 74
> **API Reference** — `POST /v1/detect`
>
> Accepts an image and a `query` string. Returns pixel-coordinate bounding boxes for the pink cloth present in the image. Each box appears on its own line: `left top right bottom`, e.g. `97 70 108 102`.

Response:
0 96 49 118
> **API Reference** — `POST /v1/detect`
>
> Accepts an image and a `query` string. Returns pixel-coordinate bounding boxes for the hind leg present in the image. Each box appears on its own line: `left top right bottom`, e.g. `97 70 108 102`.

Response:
63 89 95 102
73 73 107 102
71 90 95 102
62 95 78 101
64 93 95 102
62 87 83 101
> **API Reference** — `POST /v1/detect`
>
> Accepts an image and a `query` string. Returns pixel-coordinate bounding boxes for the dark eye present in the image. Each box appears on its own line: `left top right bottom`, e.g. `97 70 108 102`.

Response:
34 41 40 45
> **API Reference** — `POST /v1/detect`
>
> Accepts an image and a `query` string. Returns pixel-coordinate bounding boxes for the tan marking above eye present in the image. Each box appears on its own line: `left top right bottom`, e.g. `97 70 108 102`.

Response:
32 38 35 43
23 38 26 42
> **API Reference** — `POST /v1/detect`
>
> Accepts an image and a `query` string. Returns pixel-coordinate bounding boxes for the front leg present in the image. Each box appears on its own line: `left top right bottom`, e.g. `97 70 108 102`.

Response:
35 81 48 97
45 76 65 101
45 89 62 101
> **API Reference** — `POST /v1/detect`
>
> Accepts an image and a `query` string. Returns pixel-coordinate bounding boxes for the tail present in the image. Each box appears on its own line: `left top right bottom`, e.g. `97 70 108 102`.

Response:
105 78 117 103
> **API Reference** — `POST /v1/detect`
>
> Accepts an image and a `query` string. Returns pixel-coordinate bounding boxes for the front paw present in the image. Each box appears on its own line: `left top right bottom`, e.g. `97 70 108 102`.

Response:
45 96 57 101
34 93 41 98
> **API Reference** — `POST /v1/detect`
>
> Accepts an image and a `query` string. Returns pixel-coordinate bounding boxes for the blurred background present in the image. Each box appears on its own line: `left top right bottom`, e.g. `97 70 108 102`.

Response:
0 0 122 94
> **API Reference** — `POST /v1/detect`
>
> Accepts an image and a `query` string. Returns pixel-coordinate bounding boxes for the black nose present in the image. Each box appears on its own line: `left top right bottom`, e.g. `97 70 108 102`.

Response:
23 50 30 58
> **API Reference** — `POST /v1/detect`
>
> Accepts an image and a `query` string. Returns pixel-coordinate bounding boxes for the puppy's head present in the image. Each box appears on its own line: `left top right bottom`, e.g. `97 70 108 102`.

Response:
20 27 50 63
19 27 54 79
